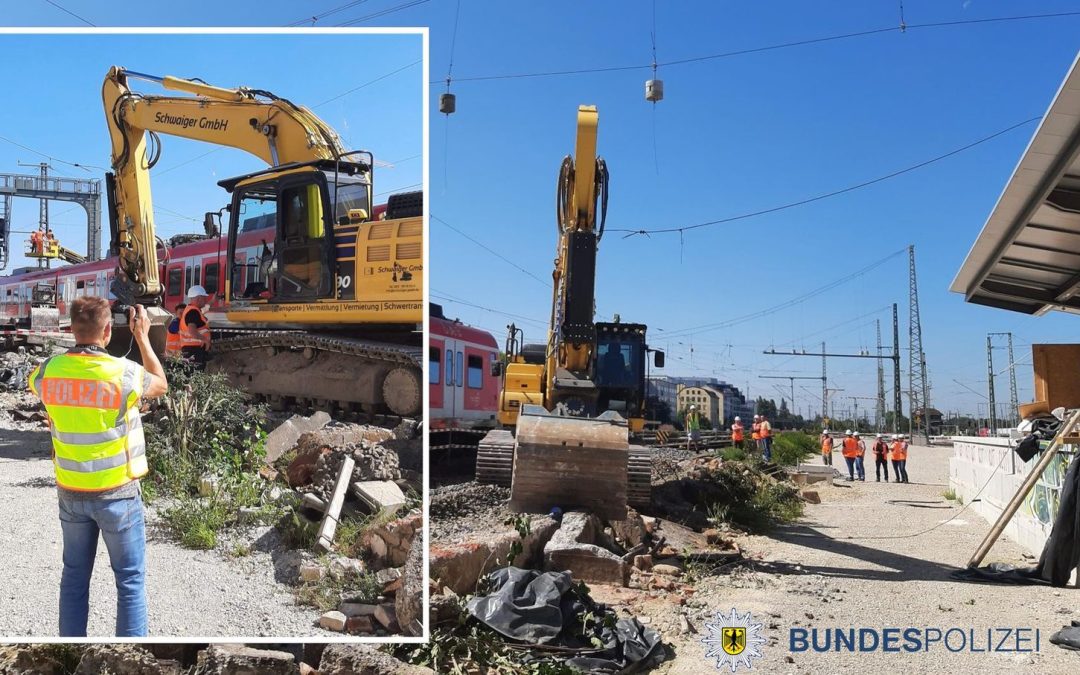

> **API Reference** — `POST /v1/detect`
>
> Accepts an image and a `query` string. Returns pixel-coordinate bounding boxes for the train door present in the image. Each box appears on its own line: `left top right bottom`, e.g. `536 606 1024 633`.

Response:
463 346 494 416
429 337 444 414
201 255 220 308
164 262 185 311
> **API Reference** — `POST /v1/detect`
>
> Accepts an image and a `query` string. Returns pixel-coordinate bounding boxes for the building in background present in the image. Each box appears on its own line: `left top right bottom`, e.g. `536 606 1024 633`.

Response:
676 384 722 428
650 375 753 426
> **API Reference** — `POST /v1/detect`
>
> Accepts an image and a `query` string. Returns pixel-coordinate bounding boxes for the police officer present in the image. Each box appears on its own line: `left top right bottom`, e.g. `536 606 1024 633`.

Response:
29 297 168 637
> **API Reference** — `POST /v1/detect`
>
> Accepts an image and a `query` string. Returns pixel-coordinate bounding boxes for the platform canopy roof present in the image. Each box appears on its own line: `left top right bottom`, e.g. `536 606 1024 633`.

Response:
952 53 1080 316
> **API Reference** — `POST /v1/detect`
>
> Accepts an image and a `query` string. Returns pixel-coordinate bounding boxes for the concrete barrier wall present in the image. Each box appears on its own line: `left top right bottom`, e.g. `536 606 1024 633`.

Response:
949 436 1077 557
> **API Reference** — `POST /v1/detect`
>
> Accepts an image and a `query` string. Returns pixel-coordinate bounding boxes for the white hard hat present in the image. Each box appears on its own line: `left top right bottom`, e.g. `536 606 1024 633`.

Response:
186 284 208 299
876 434 883 438
734 416 740 421
845 429 852 435
690 405 697 410
854 431 861 437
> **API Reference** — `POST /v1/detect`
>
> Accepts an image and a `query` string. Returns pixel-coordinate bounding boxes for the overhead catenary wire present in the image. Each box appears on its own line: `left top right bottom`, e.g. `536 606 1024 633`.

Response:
428 10 1080 84
611 116 1041 237
432 215 549 286
284 0 372 27
41 0 95 26
336 0 431 26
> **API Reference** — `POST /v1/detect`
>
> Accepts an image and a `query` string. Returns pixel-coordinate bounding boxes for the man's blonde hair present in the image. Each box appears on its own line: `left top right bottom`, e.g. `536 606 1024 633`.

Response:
70 296 111 339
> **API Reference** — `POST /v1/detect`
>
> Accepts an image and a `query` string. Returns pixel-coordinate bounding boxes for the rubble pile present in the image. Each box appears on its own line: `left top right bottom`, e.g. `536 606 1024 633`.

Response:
0 349 39 391
0 643 432 675
256 414 424 638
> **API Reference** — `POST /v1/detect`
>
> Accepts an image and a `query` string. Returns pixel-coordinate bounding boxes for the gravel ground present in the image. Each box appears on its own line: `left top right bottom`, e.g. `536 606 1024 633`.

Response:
429 482 512 545
0 389 337 639
646 444 1079 674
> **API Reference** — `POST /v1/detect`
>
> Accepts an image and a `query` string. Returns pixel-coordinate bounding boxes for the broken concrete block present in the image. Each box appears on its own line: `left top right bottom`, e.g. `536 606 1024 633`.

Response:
320 611 348 632
375 603 400 632
298 562 324 583
329 556 365 581
547 544 630 586
634 554 654 571
801 490 821 504
301 493 328 513
236 506 262 524
791 472 809 486
353 480 408 516
653 564 683 576
318 645 435 675
395 534 424 637
195 645 296 675
258 465 279 482
611 508 648 548
558 511 601 545
300 663 317 675
376 567 403 586
73 645 162 675
340 602 378 617
265 411 332 463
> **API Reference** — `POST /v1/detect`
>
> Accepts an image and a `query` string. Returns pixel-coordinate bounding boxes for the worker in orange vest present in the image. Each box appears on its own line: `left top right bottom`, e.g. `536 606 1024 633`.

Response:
853 431 866 481
820 430 834 466
179 286 212 369
891 434 910 483
872 433 891 482
164 303 185 357
751 415 761 454
841 430 860 481
758 414 773 462
731 416 745 451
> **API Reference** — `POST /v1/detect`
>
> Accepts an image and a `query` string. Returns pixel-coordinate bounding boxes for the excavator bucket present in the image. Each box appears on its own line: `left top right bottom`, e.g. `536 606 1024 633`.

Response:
107 306 170 363
509 405 631 521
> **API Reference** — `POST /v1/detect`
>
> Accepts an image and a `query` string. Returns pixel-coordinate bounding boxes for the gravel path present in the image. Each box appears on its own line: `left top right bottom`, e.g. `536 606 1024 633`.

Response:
0 391 336 638
647 444 1079 674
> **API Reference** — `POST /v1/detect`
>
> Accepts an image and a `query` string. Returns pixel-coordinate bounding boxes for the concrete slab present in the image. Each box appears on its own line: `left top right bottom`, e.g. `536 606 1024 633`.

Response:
353 480 408 516
265 411 332 463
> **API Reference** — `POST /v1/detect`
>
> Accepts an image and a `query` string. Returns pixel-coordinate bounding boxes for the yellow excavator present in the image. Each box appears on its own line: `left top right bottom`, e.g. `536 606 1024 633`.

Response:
475 106 662 520
102 66 422 416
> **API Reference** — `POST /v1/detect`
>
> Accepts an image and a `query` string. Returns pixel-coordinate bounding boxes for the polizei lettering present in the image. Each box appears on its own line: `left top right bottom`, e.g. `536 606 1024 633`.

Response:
153 112 230 132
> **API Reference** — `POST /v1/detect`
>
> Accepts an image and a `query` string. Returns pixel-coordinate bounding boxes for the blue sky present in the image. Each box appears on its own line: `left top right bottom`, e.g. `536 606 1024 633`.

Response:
0 30 422 268
4 1 1080 420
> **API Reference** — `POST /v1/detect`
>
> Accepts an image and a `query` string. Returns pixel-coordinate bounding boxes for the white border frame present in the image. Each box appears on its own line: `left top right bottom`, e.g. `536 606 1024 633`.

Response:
0 25 430 646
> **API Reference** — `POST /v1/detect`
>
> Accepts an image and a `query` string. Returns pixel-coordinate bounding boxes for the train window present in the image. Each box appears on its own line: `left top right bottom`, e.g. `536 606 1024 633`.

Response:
429 347 440 385
204 263 219 295
445 349 453 386
467 355 483 389
76 280 85 289
184 266 193 294
456 351 464 389
167 268 183 297
194 264 201 287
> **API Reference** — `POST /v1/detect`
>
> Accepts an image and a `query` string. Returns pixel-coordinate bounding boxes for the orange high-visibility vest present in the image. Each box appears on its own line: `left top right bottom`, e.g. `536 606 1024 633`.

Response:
179 306 210 349
751 422 760 440
821 437 833 454
759 421 771 438
842 437 859 458
891 441 907 461
732 423 744 442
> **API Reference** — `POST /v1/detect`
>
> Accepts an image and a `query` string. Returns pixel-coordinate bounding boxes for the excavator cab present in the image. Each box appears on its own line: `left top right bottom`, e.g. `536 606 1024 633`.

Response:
222 158 371 305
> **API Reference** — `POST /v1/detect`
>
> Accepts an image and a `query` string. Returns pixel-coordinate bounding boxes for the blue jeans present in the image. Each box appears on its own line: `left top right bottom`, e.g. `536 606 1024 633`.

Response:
761 436 772 461
855 455 865 480
58 493 147 637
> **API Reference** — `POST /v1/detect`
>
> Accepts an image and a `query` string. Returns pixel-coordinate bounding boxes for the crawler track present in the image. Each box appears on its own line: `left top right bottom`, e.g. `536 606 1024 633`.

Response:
210 330 422 418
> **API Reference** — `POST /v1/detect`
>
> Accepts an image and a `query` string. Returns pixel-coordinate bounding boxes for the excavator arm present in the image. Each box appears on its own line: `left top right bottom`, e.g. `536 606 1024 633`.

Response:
101 66 355 304
545 105 608 410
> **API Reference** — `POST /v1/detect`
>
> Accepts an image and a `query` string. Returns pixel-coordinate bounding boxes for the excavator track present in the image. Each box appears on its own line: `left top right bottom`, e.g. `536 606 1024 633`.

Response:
209 331 422 418
627 444 652 511
475 429 515 487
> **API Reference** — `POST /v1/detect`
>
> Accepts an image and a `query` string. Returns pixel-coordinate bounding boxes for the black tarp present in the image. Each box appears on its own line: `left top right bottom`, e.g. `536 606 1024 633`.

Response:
465 567 665 673
952 450 1080 587
1050 620 1080 651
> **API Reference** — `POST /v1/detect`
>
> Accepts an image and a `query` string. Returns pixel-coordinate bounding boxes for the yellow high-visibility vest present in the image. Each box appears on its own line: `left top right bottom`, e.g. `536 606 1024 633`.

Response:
29 348 148 492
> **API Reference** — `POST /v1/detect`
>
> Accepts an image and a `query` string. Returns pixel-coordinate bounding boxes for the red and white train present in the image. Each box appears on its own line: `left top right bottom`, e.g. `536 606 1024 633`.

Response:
429 303 500 449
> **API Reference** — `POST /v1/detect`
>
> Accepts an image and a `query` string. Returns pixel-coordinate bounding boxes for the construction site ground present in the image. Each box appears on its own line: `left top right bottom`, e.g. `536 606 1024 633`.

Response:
0 388 336 638
432 444 1078 674
648 444 1077 674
